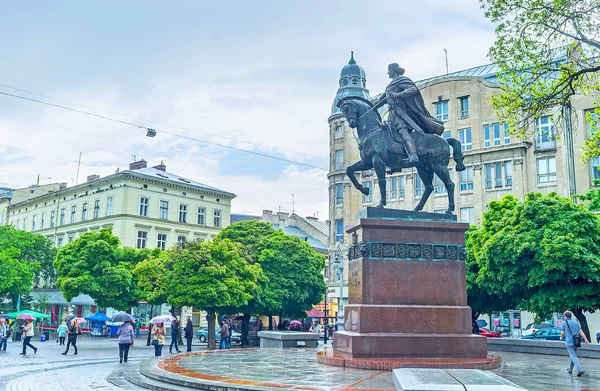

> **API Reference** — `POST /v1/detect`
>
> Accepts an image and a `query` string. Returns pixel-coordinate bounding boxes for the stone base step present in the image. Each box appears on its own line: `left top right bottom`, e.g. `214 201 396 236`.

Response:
392 368 527 391
107 365 195 391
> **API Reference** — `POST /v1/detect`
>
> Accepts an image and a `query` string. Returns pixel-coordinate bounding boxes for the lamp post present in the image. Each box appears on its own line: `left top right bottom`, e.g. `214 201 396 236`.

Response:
333 242 345 331
323 277 329 345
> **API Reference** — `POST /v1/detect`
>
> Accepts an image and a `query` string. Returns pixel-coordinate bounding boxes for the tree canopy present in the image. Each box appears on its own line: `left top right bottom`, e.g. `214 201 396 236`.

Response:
467 192 600 339
54 227 155 310
0 247 39 300
0 225 56 287
481 0 600 159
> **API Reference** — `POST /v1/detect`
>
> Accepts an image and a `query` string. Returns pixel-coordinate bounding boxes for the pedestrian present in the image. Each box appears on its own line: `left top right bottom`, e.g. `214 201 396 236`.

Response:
219 319 229 349
57 321 68 345
20 319 37 355
117 320 135 363
169 319 182 354
224 317 232 349
258 319 264 332
560 310 590 376
62 319 80 355
184 316 193 352
135 319 142 339
0 319 7 351
151 322 166 357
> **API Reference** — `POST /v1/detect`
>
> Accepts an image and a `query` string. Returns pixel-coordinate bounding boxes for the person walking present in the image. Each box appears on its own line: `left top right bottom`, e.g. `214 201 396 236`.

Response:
169 319 182 354
226 318 232 349
560 310 590 376
20 319 37 355
57 321 68 345
135 319 142 339
62 319 81 355
151 322 166 357
117 320 135 363
184 316 193 352
0 319 7 351
219 320 229 350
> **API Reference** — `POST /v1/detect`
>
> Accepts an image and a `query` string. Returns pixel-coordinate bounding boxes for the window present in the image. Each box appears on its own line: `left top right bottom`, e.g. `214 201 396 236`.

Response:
179 204 188 223
136 231 148 249
214 210 222 228
335 149 344 169
535 116 556 150
493 122 501 146
537 157 557 183
336 219 344 243
483 124 491 148
335 125 344 137
197 207 206 225
50 210 55 227
71 206 76 223
483 122 510 148
362 181 372 203
60 208 65 226
15 219 20 230
157 234 167 250
458 128 472 151
57 237 63 247
335 183 344 205
460 166 474 191
505 161 513 186
592 157 600 180
93 200 100 219
177 235 187 245
435 101 449 121
434 170 451 193
82 202 88 221
485 164 493 189
32 215 37 231
415 175 424 196
106 197 113 216
159 201 169 220
389 176 405 199
139 197 149 217
22 217 27 231
504 122 510 144
68 236 74 243
460 207 475 224
459 97 469 117
41 213 45 229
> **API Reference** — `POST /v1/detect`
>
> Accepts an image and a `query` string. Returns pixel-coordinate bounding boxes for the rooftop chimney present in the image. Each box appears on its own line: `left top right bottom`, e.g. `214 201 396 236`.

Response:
59 182 68 189
87 174 100 182
129 159 147 170
153 160 167 172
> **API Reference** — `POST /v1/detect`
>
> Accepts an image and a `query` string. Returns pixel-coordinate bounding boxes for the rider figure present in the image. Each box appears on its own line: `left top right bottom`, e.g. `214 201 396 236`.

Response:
373 63 445 165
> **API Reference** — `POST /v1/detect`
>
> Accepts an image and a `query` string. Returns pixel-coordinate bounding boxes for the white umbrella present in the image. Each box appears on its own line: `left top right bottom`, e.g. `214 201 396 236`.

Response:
150 315 175 324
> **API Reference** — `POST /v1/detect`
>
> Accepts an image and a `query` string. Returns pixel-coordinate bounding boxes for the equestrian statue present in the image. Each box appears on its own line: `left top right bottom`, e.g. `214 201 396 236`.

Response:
338 63 465 214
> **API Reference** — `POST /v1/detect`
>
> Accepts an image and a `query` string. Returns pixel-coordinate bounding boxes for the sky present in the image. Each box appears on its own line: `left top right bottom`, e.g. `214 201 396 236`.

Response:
0 1 497 218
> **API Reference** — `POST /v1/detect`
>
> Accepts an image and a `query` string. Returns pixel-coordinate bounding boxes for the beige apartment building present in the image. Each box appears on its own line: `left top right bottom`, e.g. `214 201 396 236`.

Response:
328 53 599 335
3 160 235 250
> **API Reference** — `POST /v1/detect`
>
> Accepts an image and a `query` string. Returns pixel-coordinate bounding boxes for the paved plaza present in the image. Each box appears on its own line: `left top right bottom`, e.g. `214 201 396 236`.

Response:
0 337 597 390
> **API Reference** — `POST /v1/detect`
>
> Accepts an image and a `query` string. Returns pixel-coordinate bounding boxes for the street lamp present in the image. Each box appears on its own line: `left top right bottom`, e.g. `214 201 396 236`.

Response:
323 277 329 345
332 242 345 331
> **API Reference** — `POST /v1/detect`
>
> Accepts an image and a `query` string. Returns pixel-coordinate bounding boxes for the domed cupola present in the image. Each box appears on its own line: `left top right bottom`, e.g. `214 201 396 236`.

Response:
331 51 371 116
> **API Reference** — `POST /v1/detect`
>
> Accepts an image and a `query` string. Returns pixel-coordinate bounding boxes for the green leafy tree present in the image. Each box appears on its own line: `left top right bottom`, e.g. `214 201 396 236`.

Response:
0 225 56 287
481 0 600 159
469 192 600 340
54 227 146 310
0 248 39 302
165 239 262 350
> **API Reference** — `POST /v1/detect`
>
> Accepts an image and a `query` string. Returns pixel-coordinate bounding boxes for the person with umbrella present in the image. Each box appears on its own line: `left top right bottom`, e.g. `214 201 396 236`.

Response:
117 320 135 363
19 315 37 355
62 319 81 355
151 322 166 356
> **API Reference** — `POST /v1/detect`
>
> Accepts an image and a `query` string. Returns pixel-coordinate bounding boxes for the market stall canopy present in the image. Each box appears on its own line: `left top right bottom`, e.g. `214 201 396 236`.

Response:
84 312 111 322
305 308 325 318
6 309 50 319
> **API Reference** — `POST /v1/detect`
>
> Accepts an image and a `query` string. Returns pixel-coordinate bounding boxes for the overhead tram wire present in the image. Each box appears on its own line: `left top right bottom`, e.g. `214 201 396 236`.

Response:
0 83 328 162
0 90 328 171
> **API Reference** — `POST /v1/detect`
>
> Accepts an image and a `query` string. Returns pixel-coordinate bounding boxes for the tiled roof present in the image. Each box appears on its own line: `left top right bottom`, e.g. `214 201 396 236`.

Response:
415 63 501 87
272 224 328 251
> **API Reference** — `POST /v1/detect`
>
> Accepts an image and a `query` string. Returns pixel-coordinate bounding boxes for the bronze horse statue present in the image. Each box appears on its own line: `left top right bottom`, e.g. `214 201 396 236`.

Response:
338 97 465 214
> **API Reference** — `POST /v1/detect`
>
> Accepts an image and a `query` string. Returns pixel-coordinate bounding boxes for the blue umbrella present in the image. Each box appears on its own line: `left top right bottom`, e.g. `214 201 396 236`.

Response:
85 312 111 322
111 312 135 323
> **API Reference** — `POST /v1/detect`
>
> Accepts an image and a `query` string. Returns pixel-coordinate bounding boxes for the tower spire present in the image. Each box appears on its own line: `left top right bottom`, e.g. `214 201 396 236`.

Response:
349 51 356 64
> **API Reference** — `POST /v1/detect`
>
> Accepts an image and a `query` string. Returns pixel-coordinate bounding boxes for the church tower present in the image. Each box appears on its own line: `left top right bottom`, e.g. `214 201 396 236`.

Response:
327 52 371 319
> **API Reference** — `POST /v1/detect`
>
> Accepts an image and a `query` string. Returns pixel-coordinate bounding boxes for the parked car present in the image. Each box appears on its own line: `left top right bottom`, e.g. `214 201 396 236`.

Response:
479 327 502 338
493 325 512 338
521 327 562 341
197 327 241 344
522 322 552 337
596 332 600 344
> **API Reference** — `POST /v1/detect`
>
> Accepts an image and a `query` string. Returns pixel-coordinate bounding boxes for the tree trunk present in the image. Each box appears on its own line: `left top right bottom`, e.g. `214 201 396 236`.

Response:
277 309 284 330
146 304 154 346
574 307 591 342
268 315 273 331
241 312 250 346
206 310 217 350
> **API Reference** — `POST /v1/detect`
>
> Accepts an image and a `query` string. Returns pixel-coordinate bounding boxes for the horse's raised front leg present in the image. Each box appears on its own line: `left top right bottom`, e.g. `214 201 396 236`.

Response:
346 160 372 195
372 155 387 208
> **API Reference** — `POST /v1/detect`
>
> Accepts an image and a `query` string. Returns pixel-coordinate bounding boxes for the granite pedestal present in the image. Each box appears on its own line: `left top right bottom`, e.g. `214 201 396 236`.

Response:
330 208 492 367
258 331 318 348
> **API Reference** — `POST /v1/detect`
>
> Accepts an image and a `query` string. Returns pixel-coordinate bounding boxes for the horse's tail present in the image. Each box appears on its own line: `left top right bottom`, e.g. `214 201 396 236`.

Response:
446 138 466 172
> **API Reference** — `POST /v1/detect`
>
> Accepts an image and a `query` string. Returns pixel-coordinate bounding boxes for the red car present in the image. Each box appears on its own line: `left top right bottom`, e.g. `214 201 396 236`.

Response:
479 327 502 338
